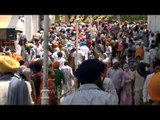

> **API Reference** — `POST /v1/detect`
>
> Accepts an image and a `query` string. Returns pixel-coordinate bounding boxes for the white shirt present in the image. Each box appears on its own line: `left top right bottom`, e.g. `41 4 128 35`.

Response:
52 51 59 61
60 84 118 105
149 49 157 60
73 50 84 66
57 57 66 70
143 51 151 65
15 44 22 56
0 81 10 105
103 78 117 96
25 81 34 105
107 67 123 89
105 45 112 58
80 45 90 60
61 65 75 82
36 45 43 56
149 36 155 47
142 73 154 103
61 65 75 90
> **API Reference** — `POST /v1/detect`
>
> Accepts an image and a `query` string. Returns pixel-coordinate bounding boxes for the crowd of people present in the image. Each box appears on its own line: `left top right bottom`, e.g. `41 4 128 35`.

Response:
0 19 160 105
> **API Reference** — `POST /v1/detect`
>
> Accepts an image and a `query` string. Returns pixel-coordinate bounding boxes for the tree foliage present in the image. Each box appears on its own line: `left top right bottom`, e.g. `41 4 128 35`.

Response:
53 15 147 24
120 15 147 22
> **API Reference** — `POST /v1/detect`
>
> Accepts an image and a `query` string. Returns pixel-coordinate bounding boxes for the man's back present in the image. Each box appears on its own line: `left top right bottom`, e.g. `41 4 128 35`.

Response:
0 73 31 105
61 84 118 105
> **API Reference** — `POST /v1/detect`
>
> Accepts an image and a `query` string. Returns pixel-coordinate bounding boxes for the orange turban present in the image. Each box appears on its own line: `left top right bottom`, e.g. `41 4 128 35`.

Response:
16 55 23 62
52 61 60 68
135 45 144 60
147 71 160 102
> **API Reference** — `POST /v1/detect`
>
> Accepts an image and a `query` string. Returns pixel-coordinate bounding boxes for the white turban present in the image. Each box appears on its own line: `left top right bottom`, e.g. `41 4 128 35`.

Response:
112 58 119 64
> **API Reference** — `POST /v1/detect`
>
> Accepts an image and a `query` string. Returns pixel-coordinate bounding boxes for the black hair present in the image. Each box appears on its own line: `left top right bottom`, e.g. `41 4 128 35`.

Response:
0 47 3 52
57 52 63 58
64 61 69 65
153 62 160 68
151 44 155 49
19 60 25 66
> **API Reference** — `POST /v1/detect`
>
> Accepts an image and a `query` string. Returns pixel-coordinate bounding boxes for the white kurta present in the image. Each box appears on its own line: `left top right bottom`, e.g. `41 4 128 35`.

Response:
0 81 10 105
103 77 117 96
142 73 154 103
61 65 75 92
80 45 90 60
60 84 119 105
107 67 123 90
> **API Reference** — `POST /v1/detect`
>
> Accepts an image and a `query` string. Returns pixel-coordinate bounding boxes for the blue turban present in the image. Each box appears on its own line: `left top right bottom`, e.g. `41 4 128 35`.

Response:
75 59 105 84
137 62 146 69
81 41 87 46
137 62 147 77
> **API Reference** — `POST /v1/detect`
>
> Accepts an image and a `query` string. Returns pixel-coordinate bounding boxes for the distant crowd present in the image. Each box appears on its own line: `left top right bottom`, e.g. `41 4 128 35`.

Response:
0 19 160 105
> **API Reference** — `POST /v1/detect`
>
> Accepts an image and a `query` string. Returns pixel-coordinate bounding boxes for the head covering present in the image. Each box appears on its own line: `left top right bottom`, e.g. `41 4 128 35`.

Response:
23 68 31 80
81 41 87 46
52 61 60 68
147 71 160 102
123 64 129 69
29 60 42 72
0 56 20 73
18 65 27 75
112 58 119 64
16 55 23 62
137 62 146 69
19 34 27 41
137 62 147 77
75 59 105 84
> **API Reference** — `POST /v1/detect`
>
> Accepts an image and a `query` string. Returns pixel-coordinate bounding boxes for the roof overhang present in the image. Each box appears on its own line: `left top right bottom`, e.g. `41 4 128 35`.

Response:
0 15 23 31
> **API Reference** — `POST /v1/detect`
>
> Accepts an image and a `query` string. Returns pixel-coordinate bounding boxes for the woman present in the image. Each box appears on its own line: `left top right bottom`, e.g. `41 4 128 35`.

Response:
120 64 133 105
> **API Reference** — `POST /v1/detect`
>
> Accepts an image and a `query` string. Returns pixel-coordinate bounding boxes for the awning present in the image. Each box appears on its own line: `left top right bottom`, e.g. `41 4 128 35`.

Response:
0 15 12 28
0 15 23 31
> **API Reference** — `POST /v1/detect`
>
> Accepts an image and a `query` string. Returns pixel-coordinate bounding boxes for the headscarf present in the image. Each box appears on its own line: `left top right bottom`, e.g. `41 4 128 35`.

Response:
123 64 129 70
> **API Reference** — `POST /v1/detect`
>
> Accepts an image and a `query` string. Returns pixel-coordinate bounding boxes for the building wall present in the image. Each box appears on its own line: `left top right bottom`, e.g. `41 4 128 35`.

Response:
148 15 160 33
32 15 39 35
24 15 32 40
24 15 39 40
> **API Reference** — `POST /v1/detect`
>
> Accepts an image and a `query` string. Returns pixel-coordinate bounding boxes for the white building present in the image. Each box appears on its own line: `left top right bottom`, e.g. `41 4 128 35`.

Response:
148 15 160 33
0 15 40 40
24 15 40 40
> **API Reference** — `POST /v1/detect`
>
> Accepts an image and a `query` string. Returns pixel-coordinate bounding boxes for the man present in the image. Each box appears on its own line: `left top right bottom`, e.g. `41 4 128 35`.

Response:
143 64 160 105
72 47 84 68
147 65 160 105
56 51 66 70
132 62 146 105
61 61 75 95
143 47 151 66
107 58 123 99
60 59 118 105
80 41 90 60
52 61 64 102
0 56 31 105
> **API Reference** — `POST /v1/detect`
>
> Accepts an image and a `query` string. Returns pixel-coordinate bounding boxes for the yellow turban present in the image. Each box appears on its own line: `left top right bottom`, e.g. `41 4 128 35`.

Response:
0 56 20 73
